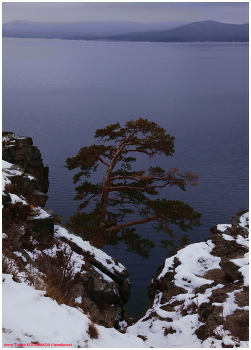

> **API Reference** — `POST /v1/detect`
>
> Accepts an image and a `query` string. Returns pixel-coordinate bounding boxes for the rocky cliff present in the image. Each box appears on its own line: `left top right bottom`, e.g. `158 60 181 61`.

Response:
2 132 49 207
2 132 132 330
2 132 249 347
127 211 249 347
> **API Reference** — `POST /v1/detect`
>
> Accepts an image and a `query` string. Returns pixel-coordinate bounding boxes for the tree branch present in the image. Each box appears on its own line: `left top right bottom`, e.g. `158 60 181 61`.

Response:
106 215 157 233
120 148 157 158
107 183 171 192
95 156 110 167
109 175 152 182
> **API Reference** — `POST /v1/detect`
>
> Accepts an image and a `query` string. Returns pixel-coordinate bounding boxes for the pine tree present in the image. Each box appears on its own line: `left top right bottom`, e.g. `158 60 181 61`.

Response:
65 118 201 258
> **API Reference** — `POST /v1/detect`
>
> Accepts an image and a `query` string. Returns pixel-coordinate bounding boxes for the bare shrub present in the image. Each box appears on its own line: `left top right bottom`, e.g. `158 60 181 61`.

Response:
22 228 56 252
3 202 32 230
36 246 79 306
2 255 22 282
25 265 46 291
87 322 99 339
2 224 24 254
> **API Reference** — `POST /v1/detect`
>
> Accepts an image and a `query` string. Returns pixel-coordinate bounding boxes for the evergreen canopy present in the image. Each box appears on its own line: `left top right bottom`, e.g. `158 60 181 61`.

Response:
65 118 201 258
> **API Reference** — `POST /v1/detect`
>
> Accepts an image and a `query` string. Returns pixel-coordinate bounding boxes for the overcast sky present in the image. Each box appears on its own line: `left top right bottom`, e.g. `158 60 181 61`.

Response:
2 2 249 24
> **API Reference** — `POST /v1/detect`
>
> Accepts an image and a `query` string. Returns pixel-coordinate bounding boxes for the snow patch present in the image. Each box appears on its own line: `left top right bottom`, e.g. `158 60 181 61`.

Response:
222 234 235 241
217 224 232 232
239 212 249 228
31 207 51 219
54 225 126 275
2 160 13 169
158 240 220 292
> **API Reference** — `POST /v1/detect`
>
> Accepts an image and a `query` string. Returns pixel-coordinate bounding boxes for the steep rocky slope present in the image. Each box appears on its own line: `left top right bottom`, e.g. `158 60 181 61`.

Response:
2 132 249 347
127 211 249 347
2 133 132 330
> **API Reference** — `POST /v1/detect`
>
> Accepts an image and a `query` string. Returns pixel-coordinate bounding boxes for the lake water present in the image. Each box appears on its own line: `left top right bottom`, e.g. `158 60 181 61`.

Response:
2 38 249 318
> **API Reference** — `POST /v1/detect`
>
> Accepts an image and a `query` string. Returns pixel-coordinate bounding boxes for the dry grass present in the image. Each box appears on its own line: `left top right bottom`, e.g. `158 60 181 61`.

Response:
25 265 46 290
2 192 86 311
36 246 79 306
2 213 81 307
3 202 32 230
87 323 99 339
2 255 21 282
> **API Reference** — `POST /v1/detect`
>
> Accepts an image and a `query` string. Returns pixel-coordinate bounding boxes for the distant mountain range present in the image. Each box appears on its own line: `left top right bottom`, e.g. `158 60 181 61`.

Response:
105 21 249 42
2 20 249 42
2 20 189 39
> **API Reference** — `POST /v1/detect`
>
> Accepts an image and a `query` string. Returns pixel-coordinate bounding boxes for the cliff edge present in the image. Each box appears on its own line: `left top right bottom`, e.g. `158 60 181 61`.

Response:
2 133 132 332
2 132 249 347
127 211 249 347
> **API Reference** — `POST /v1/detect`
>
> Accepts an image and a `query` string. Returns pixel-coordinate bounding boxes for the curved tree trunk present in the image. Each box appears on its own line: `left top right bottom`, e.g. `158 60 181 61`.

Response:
99 129 138 220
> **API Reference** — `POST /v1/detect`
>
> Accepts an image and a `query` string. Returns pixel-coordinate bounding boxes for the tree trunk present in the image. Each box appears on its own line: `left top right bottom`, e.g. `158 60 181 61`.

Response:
99 129 138 220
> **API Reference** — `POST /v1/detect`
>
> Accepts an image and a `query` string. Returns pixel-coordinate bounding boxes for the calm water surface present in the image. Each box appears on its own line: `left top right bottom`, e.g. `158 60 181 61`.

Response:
2 38 248 318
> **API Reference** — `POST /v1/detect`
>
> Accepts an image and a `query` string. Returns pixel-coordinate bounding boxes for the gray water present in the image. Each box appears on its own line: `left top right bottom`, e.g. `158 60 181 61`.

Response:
2 38 249 318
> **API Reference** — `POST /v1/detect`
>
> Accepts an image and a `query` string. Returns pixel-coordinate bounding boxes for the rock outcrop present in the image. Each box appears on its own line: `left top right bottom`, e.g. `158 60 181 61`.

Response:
2 134 132 329
2 131 49 196
127 211 249 348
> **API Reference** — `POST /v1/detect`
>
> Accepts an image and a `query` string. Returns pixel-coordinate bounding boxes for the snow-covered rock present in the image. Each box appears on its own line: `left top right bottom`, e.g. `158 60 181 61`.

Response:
127 211 249 348
2 131 49 195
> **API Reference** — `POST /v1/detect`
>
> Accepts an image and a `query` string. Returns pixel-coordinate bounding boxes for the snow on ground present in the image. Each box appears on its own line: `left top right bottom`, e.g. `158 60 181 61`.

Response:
2 274 146 348
127 215 249 348
2 160 13 169
127 240 223 348
158 240 221 292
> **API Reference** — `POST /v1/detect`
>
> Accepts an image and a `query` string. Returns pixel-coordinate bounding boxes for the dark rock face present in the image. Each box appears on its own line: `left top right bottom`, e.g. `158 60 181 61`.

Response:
148 256 183 304
2 132 49 207
3 165 49 207
2 132 49 194
27 213 55 240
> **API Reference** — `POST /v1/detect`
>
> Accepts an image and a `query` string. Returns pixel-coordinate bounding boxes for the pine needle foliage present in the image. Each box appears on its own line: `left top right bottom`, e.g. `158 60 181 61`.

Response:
65 118 201 258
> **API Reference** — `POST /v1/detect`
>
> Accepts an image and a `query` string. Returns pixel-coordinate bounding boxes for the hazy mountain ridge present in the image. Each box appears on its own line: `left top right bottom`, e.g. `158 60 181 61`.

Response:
2 20 189 40
105 20 249 42
2 20 248 42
